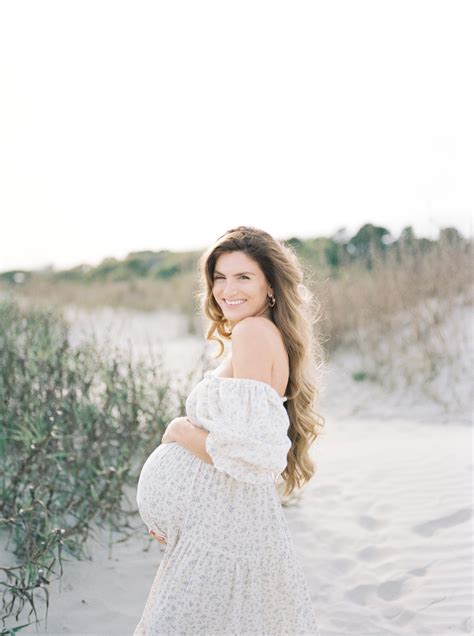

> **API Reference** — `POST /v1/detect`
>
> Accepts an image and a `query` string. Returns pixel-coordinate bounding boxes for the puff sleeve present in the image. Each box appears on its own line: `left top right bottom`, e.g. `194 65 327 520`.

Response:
185 373 292 484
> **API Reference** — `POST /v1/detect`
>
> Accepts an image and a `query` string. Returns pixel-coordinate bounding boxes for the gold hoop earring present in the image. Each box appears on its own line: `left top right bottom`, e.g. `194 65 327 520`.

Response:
268 294 276 308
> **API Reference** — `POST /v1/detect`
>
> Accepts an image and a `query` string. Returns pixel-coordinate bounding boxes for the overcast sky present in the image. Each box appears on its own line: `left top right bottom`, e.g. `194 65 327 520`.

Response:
0 0 472 271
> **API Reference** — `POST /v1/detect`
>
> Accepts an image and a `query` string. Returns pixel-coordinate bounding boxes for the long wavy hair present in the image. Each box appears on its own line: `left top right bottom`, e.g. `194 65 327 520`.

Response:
195 226 326 497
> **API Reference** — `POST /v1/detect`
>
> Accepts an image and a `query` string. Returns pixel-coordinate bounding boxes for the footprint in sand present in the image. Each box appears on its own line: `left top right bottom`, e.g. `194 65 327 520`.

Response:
377 577 409 601
412 506 472 537
346 576 415 604
358 513 387 530
345 583 377 605
356 545 391 562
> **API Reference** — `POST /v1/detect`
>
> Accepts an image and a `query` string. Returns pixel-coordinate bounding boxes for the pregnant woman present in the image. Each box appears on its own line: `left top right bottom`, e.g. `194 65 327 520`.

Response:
134 226 325 635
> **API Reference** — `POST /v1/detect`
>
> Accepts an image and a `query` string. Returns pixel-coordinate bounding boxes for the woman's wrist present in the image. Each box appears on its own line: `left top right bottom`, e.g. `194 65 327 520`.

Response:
175 417 213 465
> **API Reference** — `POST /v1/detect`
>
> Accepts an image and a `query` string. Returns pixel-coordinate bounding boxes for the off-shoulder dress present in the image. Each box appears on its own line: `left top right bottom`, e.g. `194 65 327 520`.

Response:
133 369 320 635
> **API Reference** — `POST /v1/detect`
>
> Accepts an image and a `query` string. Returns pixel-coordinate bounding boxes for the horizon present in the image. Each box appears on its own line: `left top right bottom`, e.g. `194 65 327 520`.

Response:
1 217 470 274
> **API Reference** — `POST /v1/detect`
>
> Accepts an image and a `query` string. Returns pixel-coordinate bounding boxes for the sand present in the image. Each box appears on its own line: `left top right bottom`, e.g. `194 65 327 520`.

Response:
3 305 472 635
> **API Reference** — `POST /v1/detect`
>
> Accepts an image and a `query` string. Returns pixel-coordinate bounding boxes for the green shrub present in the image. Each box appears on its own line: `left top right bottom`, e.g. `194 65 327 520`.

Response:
0 298 187 632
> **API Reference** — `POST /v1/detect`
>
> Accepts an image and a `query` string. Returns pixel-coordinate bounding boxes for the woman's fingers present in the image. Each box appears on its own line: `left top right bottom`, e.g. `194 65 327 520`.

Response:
149 529 167 544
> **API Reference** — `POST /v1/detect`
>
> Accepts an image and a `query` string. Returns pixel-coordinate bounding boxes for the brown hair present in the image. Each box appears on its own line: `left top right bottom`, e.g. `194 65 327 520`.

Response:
195 225 326 496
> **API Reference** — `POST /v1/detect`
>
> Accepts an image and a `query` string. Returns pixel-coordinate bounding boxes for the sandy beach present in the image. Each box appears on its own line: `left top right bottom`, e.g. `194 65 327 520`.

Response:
5 305 472 636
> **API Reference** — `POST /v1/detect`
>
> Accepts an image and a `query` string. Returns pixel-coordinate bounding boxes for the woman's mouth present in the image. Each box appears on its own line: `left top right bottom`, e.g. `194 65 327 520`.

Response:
223 299 247 306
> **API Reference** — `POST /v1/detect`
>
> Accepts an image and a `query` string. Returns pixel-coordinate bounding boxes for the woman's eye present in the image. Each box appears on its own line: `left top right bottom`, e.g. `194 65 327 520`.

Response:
213 276 249 280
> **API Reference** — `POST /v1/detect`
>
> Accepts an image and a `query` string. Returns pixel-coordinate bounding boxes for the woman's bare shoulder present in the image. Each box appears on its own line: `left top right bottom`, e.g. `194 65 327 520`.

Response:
233 317 288 368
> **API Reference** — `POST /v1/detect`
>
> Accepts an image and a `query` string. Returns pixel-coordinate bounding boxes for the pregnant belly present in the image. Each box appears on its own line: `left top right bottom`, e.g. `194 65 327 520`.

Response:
136 442 193 539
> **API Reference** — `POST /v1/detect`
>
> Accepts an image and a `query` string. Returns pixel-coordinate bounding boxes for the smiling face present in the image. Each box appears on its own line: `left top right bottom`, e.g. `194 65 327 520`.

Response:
212 251 274 327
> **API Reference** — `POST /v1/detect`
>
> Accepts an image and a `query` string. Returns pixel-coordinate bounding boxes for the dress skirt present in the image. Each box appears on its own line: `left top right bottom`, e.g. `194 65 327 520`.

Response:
134 442 320 635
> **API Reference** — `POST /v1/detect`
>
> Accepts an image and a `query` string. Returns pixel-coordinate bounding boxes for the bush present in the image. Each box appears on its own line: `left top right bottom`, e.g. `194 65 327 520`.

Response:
0 298 190 632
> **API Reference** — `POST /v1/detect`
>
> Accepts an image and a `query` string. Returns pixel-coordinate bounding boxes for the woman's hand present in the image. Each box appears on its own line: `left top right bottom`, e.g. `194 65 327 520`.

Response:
149 529 167 544
161 416 190 444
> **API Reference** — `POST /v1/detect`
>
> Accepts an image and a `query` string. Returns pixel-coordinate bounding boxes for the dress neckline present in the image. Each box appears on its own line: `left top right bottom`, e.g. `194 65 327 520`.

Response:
204 370 288 402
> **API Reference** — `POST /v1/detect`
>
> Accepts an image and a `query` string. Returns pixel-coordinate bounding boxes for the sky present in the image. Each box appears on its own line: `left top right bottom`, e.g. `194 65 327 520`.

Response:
0 0 472 272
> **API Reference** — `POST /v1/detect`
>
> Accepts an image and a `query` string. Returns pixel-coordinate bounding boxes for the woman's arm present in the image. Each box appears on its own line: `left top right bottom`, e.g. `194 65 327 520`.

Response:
176 418 214 466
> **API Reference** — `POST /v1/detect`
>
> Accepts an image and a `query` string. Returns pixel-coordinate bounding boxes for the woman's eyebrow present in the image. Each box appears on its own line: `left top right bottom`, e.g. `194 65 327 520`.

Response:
214 270 255 276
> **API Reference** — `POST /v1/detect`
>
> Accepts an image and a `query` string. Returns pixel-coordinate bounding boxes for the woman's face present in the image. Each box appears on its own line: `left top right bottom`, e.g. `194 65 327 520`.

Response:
212 251 273 327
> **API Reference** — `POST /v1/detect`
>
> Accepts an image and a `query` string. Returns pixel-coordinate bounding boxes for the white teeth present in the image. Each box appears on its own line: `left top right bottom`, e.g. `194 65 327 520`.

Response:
224 299 246 306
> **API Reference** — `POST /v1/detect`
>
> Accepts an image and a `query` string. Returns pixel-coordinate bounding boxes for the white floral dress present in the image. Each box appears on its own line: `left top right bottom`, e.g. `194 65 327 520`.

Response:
134 370 320 635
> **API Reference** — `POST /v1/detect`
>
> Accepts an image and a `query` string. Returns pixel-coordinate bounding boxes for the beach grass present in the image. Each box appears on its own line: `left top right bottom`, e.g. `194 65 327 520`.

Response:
0 298 194 632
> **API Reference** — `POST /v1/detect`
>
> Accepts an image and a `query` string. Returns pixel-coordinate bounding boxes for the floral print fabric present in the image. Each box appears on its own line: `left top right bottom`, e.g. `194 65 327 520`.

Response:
134 371 320 635
190 371 292 484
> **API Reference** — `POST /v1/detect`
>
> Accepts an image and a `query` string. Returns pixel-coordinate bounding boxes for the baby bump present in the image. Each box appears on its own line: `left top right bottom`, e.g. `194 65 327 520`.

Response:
136 442 194 538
